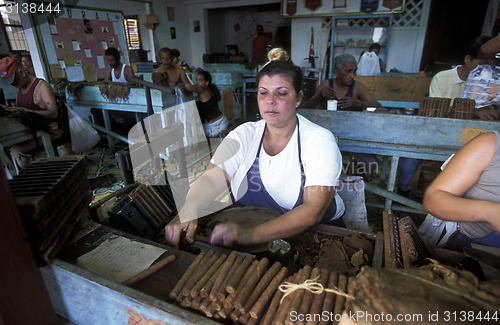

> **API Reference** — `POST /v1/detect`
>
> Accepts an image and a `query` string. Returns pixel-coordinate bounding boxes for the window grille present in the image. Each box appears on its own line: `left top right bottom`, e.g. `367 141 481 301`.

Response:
0 0 28 51
124 17 141 50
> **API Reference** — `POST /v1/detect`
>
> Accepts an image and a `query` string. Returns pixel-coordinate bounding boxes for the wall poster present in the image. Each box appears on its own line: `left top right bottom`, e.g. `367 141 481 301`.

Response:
281 0 405 17
33 4 127 82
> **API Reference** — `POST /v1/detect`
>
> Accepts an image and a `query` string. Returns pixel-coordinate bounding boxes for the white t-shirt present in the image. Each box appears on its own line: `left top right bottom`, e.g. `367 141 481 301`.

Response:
111 64 128 83
211 114 344 217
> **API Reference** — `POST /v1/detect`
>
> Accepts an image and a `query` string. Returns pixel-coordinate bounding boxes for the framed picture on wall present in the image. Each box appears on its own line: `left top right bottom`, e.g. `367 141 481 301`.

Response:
194 20 200 33
170 27 176 39
167 7 175 21
334 0 347 8
281 0 405 17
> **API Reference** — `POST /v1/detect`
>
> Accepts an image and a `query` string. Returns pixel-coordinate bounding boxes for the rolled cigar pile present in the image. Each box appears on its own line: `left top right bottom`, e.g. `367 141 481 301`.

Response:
170 251 354 325
449 98 476 119
418 97 451 117
169 249 287 324
266 265 354 325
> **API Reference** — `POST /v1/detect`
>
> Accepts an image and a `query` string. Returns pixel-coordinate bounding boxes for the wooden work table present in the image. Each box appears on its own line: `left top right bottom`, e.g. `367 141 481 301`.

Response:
43 219 218 324
42 215 379 324
298 109 500 213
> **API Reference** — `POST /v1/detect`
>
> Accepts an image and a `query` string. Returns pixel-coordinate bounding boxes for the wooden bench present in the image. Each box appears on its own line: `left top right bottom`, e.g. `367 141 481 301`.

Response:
355 75 432 103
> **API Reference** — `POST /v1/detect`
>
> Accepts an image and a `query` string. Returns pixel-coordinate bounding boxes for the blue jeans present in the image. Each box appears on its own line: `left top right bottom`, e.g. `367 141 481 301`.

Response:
447 231 500 251
397 158 420 192
203 115 228 137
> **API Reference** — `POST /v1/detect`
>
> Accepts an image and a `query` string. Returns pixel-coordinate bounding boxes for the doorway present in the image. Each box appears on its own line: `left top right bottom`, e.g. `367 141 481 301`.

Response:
419 0 489 76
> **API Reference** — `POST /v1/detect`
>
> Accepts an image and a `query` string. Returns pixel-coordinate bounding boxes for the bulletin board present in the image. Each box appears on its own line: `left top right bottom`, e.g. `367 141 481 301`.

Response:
33 4 128 82
281 0 405 17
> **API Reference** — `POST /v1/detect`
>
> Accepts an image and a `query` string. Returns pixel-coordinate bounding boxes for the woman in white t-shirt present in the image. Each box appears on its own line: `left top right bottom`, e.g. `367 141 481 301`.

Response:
165 49 344 247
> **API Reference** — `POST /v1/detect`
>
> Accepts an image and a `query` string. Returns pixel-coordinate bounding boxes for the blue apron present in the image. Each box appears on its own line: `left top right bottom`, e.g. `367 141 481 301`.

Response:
237 119 337 218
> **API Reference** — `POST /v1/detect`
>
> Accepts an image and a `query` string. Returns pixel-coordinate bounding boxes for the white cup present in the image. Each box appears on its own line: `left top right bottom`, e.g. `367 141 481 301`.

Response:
327 100 338 111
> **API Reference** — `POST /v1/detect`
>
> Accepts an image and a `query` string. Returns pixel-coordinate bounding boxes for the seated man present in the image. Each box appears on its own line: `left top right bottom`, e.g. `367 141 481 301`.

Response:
0 57 61 170
429 35 498 120
399 35 497 197
423 132 500 250
306 54 381 111
306 54 381 178
104 47 135 83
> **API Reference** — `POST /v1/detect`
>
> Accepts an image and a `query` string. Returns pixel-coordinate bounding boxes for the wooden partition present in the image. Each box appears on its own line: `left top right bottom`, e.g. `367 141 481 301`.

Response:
355 75 432 102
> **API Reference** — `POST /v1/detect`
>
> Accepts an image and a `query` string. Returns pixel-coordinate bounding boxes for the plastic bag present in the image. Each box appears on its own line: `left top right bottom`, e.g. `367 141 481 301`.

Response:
173 87 205 148
419 213 458 247
337 175 369 232
461 64 500 108
357 52 381 76
67 106 100 152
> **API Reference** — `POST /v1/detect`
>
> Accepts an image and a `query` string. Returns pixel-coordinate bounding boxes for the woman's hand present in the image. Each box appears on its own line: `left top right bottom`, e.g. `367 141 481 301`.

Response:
164 215 198 248
209 222 252 247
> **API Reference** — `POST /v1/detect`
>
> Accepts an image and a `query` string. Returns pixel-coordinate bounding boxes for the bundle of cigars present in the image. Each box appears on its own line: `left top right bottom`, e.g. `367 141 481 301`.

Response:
169 249 354 325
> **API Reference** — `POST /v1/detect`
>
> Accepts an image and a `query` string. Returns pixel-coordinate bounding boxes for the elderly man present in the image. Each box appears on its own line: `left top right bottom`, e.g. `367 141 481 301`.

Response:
152 47 190 88
306 53 381 110
306 54 382 179
0 56 61 170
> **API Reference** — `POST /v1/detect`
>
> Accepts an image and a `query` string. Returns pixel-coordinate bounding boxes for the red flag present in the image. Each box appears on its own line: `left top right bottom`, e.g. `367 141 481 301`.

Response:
309 28 315 68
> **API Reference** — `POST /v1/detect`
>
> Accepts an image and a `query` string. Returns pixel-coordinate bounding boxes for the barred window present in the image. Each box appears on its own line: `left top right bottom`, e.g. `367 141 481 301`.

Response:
0 0 28 51
124 16 141 50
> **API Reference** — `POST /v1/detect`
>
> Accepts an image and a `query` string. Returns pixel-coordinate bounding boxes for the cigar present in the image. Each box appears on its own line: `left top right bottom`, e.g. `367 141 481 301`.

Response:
218 255 244 301
169 251 206 299
319 272 338 325
273 267 306 325
296 267 321 325
199 258 226 298
230 309 242 322
223 260 259 309
209 250 238 301
332 274 348 323
180 295 193 308
241 261 282 314
190 254 227 298
233 257 269 311
261 273 296 325
239 312 251 324
204 301 218 318
181 250 217 296
191 295 203 310
284 265 312 325
122 254 176 286
226 254 254 294
306 268 330 325
249 265 288 320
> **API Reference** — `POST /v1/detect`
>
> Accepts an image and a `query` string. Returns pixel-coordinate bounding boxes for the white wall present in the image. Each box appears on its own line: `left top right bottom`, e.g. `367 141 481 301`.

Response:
217 7 288 61
121 1 153 61
149 1 192 63
185 0 281 68
18 0 432 79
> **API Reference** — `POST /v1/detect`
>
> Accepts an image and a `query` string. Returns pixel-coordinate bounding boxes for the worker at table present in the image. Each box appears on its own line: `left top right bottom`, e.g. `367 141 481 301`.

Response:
423 132 500 250
165 49 345 247
0 56 61 170
305 53 381 111
152 47 190 89
104 47 135 83
184 70 228 137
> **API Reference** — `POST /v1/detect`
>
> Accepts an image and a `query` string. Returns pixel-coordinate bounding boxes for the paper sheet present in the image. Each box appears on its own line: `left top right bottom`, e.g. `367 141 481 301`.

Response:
97 55 105 69
50 24 58 34
76 234 167 283
65 66 85 82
